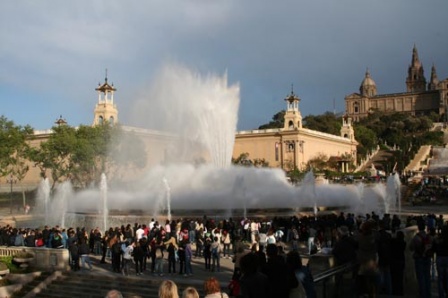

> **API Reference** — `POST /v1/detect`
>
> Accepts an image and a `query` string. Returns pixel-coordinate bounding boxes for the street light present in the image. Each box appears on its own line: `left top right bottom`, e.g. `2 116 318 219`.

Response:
6 174 17 214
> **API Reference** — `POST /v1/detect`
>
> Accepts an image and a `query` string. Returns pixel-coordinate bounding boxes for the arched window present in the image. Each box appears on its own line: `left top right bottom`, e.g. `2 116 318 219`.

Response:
109 116 114 125
353 102 359 113
288 121 294 129
98 116 104 124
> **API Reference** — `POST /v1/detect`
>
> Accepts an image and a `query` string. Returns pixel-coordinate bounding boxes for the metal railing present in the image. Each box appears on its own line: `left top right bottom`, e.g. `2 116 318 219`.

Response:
313 262 357 298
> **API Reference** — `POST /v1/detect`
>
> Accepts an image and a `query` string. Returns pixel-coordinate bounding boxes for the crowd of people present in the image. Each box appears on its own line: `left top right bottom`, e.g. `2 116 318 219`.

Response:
1 211 447 297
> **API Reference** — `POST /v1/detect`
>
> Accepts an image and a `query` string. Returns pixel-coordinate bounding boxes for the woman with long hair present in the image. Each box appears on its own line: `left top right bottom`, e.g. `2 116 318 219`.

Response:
159 280 179 298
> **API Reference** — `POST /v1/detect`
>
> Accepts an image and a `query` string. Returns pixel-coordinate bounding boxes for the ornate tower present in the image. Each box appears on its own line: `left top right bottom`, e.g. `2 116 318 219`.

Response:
341 114 355 141
283 87 302 130
428 64 439 91
359 69 377 97
93 71 118 126
406 45 427 92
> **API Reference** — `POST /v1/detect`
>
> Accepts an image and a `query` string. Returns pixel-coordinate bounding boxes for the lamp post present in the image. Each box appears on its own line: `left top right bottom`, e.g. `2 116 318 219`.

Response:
6 174 16 214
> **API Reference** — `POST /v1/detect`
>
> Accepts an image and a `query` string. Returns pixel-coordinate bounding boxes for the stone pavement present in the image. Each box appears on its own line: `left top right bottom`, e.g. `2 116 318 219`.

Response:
86 250 236 293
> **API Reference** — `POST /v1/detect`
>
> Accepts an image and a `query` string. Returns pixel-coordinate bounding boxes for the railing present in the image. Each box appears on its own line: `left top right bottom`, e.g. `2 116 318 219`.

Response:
313 262 357 298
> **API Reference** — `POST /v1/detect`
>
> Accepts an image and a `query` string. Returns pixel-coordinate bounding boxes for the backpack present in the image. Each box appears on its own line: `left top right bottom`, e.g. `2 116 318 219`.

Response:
36 238 44 247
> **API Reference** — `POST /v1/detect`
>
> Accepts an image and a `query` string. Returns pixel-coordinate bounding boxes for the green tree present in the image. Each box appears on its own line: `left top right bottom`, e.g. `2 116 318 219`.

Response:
258 111 285 129
307 153 329 172
353 125 377 156
303 112 341 135
0 116 33 181
28 125 78 189
29 123 147 189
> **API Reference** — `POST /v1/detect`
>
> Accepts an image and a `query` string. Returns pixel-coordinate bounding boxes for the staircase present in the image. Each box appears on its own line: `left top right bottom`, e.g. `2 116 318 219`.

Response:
18 271 214 298
356 149 394 173
404 145 431 173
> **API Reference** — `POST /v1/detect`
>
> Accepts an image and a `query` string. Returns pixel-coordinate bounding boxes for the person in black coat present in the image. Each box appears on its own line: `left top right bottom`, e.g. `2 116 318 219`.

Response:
133 240 145 275
390 230 406 296
239 252 269 298
262 244 297 298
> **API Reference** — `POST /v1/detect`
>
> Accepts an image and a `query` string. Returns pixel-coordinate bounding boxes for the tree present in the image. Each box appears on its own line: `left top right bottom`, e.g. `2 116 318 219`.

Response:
303 112 341 135
28 123 147 189
307 153 329 172
28 124 78 189
0 116 33 181
353 125 377 156
258 111 285 129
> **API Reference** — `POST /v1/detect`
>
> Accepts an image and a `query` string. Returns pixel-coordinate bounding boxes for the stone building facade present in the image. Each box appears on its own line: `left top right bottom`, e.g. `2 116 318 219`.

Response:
233 90 358 172
345 46 448 121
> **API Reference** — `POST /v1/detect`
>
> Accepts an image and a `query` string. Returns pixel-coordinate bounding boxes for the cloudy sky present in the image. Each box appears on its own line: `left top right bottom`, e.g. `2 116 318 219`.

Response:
1 1 447 131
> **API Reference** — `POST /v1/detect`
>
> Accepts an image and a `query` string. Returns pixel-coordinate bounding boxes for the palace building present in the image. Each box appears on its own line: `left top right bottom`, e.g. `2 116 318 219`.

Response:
345 46 448 121
233 90 358 172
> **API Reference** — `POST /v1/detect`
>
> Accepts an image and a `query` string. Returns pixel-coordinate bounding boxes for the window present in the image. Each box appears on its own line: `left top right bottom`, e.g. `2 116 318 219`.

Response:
98 116 104 124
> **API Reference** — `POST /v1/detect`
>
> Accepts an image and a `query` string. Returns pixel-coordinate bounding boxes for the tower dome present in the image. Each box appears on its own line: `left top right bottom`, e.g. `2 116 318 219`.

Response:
359 69 377 97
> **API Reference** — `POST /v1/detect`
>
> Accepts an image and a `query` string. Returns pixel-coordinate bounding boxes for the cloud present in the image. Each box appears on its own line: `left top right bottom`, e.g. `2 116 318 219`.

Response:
0 0 447 130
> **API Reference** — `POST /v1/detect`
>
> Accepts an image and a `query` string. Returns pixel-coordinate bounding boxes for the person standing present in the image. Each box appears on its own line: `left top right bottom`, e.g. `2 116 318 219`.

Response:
211 236 221 272
410 221 433 298
122 241 134 276
110 237 122 273
222 230 231 258
433 225 448 298
203 237 212 271
154 238 165 276
167 242 177 275
78 237 93 271
185 242 193 276
390 231 406 296
133 240 145 275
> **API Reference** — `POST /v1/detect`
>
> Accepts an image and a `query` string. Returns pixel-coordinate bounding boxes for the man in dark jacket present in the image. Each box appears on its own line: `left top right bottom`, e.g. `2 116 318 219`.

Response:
262 244 297 298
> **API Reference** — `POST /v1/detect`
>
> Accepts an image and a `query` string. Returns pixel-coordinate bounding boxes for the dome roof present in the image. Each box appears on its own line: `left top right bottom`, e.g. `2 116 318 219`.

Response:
361 70 376 87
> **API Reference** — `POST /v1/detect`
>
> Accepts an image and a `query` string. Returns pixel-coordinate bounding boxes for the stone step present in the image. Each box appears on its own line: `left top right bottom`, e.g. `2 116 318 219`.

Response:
11 271 53 298
33 272 211 298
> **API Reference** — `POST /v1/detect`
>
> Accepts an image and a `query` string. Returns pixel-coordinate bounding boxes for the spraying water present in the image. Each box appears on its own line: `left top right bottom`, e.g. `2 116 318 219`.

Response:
163 177 171 222
36 178 51 225
31 64 402 229
130 63 239 167
55 180 73 228
385 173 401 214
100 173 108 233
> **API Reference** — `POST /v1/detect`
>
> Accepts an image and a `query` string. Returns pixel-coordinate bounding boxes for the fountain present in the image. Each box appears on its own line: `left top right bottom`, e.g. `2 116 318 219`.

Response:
36 177 50 225
27 64 402 230
385 173 401 214
163 178 171 222
56 180 73 228
100 173 108 233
